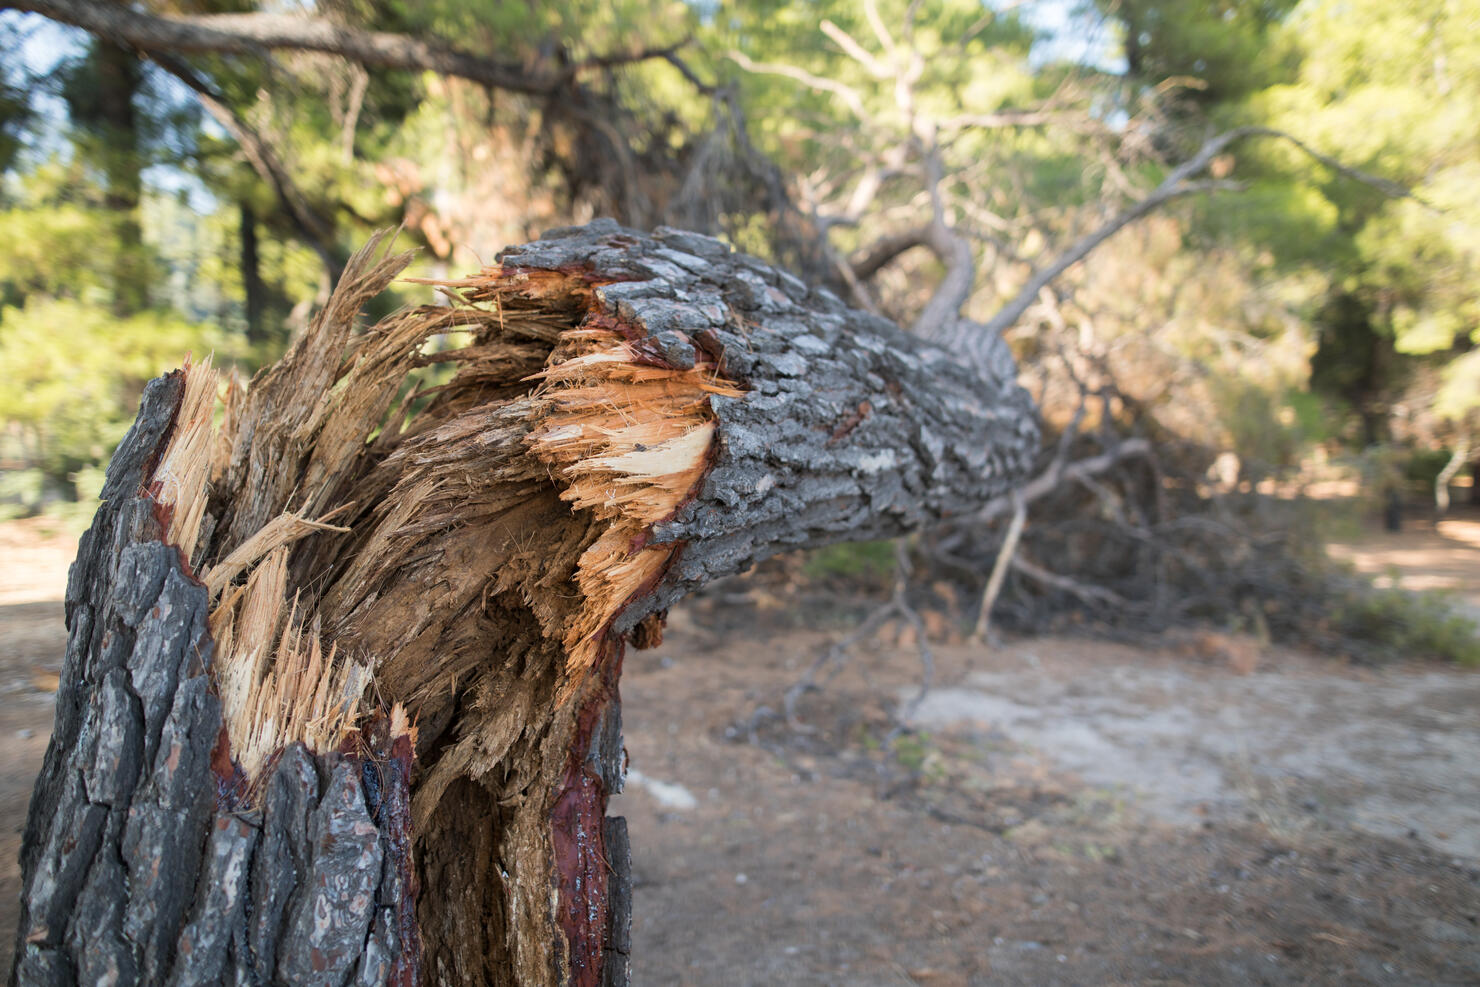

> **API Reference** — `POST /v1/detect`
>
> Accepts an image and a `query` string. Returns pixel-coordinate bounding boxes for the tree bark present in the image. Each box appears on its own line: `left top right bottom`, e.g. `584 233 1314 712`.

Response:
240 201 267 347
11 221 1038 986
93 39 148 316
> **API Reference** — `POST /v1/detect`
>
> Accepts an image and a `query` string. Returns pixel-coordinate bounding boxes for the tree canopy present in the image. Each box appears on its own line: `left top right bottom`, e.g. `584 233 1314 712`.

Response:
0 0 1475 497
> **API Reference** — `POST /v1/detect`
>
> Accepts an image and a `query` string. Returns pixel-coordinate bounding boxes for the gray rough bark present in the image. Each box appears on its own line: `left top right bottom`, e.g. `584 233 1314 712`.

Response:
11 221 1039 986
10 376 418 987
498 222 1039 631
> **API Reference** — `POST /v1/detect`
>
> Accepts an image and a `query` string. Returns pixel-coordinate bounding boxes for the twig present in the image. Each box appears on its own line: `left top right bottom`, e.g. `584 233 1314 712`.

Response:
726 49 868 120
971 490 1025 644
976 438 1153 524
7 0 680 96
1010 553 1132 609
820 19 890 79
781 602 895 733
862 0 898 60
891 538 935 726
780 539 937 734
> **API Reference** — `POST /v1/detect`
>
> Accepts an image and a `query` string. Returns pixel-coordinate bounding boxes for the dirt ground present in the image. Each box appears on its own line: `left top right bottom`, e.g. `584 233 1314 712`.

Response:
1328 512 1480 621
3 513 1479 984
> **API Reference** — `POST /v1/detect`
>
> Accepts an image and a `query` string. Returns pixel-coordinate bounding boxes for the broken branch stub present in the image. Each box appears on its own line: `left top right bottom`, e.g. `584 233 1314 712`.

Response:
12 220 1038 986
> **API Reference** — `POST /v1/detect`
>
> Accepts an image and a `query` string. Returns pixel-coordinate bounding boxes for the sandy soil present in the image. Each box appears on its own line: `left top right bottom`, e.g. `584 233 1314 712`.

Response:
1328 511 1480 619
2 516 1478 984
0 519 74 979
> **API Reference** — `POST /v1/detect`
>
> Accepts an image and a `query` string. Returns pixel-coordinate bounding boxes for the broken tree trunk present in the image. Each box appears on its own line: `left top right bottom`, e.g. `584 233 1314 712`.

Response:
10 220 1038 986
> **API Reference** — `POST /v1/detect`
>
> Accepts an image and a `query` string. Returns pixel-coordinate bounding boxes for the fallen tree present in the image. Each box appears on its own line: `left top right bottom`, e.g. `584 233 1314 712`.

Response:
10 221 1038 986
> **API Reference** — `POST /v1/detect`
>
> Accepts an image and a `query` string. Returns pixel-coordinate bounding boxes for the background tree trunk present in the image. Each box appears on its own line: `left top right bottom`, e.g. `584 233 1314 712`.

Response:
11 221 1038 986
93 40 147 316
240 201 267 348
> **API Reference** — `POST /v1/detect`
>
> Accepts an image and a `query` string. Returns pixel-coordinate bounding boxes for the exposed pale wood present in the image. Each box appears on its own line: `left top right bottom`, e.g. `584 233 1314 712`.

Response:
202 511 352 599
149 355 216 553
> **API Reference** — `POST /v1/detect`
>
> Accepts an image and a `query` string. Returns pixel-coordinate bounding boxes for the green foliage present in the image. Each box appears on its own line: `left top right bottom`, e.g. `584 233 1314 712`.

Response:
1106 0 1301 108
1213 379 1334 472
0 468 45 521
1332 584 1480 667
0 298 237 488
1259 0 1480 426
699 0 1080 257
0 466 105 531
0 199 117 307
1436 350 1480 422
1187 179 1344 269
801 539 898 586
1104 0 1480 442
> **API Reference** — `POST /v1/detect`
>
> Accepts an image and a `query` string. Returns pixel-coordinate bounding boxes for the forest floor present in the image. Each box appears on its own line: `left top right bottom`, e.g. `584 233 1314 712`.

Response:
2 510 1479 984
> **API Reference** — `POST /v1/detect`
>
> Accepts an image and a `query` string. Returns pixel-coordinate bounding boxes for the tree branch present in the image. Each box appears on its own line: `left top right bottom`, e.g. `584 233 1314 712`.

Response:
726 49 868 120
938 109 1061 130
862 0 899 60
1011 553 1133 608
976 437 1154 524
145 52 345 283
3 0 674 94
820 19 890 78
980 126 1413 337
911 144 976 336
971 489 1026 643
850 226 929 281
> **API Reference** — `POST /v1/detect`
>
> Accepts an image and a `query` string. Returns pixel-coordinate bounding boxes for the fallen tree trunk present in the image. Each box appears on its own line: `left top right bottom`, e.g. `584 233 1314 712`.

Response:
10 220 1038 986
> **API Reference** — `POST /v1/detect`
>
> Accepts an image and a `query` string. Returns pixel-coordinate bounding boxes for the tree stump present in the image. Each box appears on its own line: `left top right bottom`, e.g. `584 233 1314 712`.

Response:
10 221 1038 986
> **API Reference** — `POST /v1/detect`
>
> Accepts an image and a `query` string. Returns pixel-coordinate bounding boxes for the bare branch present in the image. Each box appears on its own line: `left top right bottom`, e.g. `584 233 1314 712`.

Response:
938 109 1060 130
850 226 929 281
863 0 898 59
339 64 368 165
659 49 718 95
981 126 1413 337
571 40 692 76
828 243 883 314
977 438 1154 525
952 9 1004 53
783 538 938 732
726 49 868 120
820 19 891 78
1011 553 1133 608
4 0 677 94
911 146 976 336
971 490 1026 644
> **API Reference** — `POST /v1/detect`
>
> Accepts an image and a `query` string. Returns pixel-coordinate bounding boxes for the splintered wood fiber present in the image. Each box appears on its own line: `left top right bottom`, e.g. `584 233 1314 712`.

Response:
159 233 736 791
